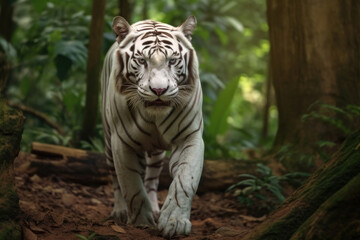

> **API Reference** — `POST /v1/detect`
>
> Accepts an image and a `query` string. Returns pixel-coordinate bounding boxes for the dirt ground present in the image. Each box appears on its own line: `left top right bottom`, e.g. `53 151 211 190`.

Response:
14 152 266 240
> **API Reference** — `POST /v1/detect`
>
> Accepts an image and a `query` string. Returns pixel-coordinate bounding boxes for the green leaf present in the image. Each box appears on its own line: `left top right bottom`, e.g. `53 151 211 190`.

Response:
214 26 228 45
54 40 88 70
237 173 258 179
225 16 244 32
0 37 17 62
74 234 88 240
208 77 239 138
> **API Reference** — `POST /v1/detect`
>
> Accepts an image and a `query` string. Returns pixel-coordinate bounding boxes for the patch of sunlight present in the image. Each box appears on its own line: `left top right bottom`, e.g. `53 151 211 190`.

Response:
239 76 263 103
243 28 253 37
227 115 236 126
149 11 166 22
254 40 270 58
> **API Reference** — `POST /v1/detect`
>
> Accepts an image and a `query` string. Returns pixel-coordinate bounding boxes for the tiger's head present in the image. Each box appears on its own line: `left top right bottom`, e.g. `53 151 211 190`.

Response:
112 16 199 114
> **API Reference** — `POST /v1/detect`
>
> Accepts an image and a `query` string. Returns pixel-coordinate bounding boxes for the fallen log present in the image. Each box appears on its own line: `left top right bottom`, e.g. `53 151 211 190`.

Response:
29 142 257 193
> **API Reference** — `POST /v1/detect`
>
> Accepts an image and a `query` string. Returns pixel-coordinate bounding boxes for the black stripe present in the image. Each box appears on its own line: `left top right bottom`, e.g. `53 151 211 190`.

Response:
138 27 154 32
160 32 173 39
152 151 164 156
114 98 142 147
125 165 143 176
177 87 200 130
179 144 195 158
129 190 141 211
146 188 157 193
170 160 178 176
169 146 178 161
143 40 154 45
128 106 151 136
174 182 180 207
178 175 189 198
171 112 199 142
161 40 172 45
146 159 163 168
111 100 140 153
184 117 203 141
138 109 155 125
159 107 175 127
145 176 158 182
162 96 194 135
133 199 145 223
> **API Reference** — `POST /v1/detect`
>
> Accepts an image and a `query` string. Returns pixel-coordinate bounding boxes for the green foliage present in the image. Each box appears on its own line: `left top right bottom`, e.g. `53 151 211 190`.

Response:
207 77 239 138
227 163 310 210
7 0 272 156
75 232 97 240
0 37 16 62
277 103 360 172
302 102 360 136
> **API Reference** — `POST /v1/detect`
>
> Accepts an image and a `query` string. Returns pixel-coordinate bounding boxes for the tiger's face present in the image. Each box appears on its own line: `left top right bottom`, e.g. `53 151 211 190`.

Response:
112 17 198 114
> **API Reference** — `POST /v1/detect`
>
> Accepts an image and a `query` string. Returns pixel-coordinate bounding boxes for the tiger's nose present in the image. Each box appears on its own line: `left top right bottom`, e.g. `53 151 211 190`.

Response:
150 86 168 96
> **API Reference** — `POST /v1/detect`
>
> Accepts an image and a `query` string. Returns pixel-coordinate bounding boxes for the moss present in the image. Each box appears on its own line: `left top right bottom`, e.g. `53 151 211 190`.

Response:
244 130 360 240
0 221 21 240
0 99 25 168
0 181 20 222
0 98 25 240
290 174 360 240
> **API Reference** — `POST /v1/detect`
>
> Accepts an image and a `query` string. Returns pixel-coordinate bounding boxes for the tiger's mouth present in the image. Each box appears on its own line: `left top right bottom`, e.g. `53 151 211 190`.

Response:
144 99 171 107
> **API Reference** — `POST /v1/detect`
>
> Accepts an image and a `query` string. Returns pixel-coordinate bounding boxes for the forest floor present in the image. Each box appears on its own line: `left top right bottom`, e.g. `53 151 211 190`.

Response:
14 152 268 240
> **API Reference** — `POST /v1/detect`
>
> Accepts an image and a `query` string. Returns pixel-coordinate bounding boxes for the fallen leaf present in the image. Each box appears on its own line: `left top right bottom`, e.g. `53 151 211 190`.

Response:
239 214 266 222
215 227 243 237
111 225 127 233
62 193 76 207
23 227 38 240
30 174 41 183
91 198 102 205
51 212 64 226
29 222 46 233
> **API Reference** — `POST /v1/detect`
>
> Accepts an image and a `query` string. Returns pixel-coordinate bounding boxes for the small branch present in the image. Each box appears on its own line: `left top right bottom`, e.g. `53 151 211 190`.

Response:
7 101 66 136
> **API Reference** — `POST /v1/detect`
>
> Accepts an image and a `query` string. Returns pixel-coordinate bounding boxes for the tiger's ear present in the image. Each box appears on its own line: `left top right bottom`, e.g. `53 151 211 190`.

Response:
112 16 131 43
178 16 197 41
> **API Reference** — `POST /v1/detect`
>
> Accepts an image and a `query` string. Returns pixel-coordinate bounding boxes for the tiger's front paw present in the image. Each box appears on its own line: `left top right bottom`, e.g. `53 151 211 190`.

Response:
111 207 128 224
158 203 191 238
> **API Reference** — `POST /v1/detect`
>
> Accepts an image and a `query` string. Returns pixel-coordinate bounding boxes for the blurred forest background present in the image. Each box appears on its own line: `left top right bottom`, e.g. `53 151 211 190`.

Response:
1 0 273 160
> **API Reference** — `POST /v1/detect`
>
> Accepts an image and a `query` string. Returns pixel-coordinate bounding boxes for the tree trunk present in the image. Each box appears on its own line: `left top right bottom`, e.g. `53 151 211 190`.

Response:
0 0 15 41
242 129 360 240
268 0 360 148
0 51 25 239
118 0 133 22
80 0 107 141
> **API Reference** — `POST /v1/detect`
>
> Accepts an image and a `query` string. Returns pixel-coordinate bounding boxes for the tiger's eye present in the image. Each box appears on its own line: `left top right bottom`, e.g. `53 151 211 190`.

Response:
138 58 146 64
169 59 177 65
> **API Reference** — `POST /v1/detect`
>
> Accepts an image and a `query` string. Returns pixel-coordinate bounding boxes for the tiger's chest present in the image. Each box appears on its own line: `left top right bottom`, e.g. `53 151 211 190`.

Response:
105 96 176 152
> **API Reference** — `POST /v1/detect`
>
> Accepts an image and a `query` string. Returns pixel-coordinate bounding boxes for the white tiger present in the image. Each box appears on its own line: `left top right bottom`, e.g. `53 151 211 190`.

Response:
101 16 204 237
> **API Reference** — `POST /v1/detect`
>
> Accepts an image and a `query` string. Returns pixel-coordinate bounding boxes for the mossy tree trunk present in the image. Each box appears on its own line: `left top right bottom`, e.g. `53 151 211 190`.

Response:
0 52 25 238
243 130 360 240
268 0 360 148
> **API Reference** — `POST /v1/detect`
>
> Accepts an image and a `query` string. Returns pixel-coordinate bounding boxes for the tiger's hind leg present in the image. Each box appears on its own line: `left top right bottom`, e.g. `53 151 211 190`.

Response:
110 173 128 223
145 151 165 221
105 146 128 223
112 138 155 226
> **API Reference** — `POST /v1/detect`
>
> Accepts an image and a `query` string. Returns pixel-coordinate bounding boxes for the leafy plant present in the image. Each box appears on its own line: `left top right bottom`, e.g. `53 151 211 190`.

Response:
75 232 96 240
227 163 310 210
302 102 360 136
276 144 317 172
